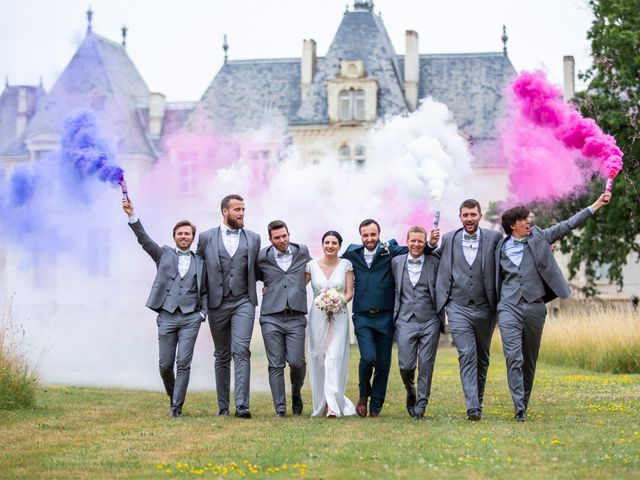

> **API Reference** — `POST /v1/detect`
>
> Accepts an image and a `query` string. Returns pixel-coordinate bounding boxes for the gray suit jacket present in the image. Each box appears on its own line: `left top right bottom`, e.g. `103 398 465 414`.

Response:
391 254 444 332
256 243 311 315
129 220 208 316
495 207 593 304
197 227 261 308
433 227 503 312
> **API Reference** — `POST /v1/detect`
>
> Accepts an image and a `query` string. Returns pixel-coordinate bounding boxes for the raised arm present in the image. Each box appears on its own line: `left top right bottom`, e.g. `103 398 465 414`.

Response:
123 199 163 264
542 192 612 244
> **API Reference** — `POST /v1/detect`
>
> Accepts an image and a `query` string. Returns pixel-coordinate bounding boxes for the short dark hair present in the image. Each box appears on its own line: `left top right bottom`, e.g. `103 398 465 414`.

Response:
220 194 244 212
459 199 482 214
501 205 530 235
173 220 196 237
322 230 343 246
406 226 427 240
359 218 380 234
268 220 289 238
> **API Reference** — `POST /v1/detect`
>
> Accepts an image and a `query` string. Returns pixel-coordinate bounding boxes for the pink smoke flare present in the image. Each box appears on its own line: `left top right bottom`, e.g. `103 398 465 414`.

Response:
512 71 623 180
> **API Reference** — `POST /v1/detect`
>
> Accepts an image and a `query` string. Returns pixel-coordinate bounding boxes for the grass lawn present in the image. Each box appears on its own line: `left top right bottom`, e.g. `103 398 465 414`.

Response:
1 346 639 479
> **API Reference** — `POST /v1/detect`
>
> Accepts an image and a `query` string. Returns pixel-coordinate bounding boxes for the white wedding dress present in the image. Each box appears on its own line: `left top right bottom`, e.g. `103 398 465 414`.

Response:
306 259 356 417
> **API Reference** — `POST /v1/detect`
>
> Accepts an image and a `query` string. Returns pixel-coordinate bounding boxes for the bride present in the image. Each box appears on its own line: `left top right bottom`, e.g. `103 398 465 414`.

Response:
305 231 356 418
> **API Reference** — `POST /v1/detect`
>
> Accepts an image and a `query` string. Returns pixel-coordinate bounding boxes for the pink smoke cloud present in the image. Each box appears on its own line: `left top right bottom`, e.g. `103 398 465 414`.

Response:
500 71 624 204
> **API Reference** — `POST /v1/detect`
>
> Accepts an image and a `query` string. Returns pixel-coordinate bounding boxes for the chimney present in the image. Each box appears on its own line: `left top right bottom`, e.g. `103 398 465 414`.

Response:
148 92 166 139
404 30 419 111
301 39 316 100
563 55 575 101
16 87 28 138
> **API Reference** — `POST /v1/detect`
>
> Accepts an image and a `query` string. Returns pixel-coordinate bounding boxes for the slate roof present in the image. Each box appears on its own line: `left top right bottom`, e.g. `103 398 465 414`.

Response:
401 53 516 139
0 85 45 156
6 29 157 158
187 58 302 134
191 6 516 144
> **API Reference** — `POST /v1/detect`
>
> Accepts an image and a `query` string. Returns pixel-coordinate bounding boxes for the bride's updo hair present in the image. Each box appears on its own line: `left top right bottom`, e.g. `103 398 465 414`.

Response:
322 230 343 246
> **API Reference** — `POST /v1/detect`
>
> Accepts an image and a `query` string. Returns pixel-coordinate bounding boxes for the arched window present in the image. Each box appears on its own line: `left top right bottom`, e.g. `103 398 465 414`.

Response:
338 89 366 121
339 144 351 162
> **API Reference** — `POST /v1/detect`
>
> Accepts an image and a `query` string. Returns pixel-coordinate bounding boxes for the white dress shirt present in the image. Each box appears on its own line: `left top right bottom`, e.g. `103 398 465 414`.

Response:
274 247 293 272
462 229 480 266
220 223 241 257
364 248 376 268
406 254 425 287
175 248 192 277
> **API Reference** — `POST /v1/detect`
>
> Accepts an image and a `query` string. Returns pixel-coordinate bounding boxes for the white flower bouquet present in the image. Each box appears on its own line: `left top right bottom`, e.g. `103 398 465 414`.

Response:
314 287 347 322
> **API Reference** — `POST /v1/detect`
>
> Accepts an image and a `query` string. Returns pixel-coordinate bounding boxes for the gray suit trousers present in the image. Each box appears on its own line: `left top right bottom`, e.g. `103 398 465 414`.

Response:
208 294 255 411
157 310 202 410
447 301 495 413
397 316 441 416
497 299 547 414
260 313 307 415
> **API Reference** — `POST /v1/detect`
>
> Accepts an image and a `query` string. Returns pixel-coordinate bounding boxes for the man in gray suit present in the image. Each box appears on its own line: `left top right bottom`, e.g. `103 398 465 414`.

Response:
256 220 311 417
430 199 503 421
497 192 611 422
391 226 443 420
123 199 208 418
197 194 261 419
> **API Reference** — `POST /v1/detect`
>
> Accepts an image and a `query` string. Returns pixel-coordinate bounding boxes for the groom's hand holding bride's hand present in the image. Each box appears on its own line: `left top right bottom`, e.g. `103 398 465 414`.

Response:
428 228 440 247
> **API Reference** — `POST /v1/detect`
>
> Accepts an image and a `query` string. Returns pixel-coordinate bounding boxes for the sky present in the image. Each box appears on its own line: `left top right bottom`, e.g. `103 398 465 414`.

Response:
0 0 595 102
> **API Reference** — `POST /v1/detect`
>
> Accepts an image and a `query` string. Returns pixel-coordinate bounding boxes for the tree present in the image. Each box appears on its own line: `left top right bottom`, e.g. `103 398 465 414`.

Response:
536 0 640 296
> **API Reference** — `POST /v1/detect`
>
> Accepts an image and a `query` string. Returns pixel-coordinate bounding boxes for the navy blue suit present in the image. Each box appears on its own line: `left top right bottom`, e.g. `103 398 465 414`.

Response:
343 239 407 413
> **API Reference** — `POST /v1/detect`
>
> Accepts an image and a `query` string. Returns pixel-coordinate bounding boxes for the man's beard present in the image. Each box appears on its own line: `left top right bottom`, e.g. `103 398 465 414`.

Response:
227 217 244 229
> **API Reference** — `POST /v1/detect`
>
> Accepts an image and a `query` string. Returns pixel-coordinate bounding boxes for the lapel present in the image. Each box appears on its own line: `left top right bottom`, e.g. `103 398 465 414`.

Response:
478 228 487 271
210 227 223 268
449 229 462 275
395 254 407 294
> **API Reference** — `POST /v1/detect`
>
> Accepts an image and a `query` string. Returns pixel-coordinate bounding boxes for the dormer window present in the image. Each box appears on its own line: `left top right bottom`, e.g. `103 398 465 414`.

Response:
339 89 366 121
327 60 378 123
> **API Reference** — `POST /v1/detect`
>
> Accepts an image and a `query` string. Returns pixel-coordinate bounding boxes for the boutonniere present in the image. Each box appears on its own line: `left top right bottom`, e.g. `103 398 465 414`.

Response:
379 241 390 256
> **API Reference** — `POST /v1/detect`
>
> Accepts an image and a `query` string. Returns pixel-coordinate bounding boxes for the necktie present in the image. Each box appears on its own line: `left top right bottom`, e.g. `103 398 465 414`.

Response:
407 258 422 265
463 233 478 240
277 250 290 258
177 250 191 256
226 229 240 235
513 237 528 244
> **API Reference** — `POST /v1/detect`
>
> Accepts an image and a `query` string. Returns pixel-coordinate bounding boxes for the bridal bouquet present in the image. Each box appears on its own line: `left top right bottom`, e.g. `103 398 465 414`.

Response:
314 287 347 322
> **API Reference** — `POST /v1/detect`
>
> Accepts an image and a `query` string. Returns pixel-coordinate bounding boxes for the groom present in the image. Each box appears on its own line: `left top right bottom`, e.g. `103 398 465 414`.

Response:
343 219 407 417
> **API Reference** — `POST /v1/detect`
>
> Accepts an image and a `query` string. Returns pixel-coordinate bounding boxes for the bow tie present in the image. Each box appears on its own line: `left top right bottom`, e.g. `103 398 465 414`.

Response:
407 258 422 265
226 229 240 235
177 250 191 256
463 233 478 240
513 237 528 244
276 250 291 258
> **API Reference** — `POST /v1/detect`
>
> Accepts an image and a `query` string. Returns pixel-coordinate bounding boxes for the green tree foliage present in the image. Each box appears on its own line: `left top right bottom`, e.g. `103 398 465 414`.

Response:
537 0 640 296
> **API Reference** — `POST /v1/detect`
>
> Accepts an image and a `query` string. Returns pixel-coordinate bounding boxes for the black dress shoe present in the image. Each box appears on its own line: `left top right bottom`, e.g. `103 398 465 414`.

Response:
292 395 303 416
235 407 252 419
467 410 482 421
414 412 424 421
275 412 285 419
406 389 417 418
218 408 230 417
515 411 527 422
170 407 181 418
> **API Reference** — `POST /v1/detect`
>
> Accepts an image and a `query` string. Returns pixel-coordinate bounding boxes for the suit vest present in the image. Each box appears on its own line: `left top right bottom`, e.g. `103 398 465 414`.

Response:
218 231 249 297
161 256 199 314
499 245 546 304
450 231 488 306
397 265 437 323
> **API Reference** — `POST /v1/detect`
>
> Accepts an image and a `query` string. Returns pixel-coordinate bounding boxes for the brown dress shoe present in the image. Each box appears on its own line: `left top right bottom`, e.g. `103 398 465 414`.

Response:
370 411 380 418
356 397 368 417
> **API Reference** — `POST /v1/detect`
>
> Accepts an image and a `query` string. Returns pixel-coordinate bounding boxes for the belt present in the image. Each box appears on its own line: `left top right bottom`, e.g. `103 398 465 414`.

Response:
368 308 380 314
281 308 301 316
